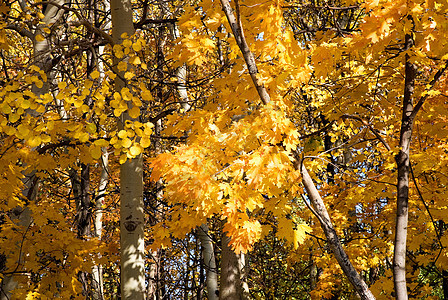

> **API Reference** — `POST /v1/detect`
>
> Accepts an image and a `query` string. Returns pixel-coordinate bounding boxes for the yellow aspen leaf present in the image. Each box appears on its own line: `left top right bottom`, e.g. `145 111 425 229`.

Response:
126 129 135 138
117 61 128 72
141 90 153 101
78 132 90 143
9 113 19 123
114 108 124 117
121 138 132 148
30 65 40 72
129 55 141 65
27 136 41 148
114 50 124 59
114 91 122 102
140 136 151 148
21 99 30 109
40 134 51 143
113 44 122 52
58 81 67 89
43 27 51 34
143 123 153 135
110 100 119 109
35 34 45 42
94 139 109 147
134 126 143 136
35 80 43 89
129 145 142 156
110 136 118 146
128 106 140 118
86 123 97 134
17 124 30 138
121 87 132 100
81 104 90 113
132 41 142 52
1 104 11 114
74 99 83 108
124 72 134 80
132 96 142 106
35 105 45 113
119 154 127 164
3 126 15 135
90 145 102 159
123 39 132 48
91 70 100 79
118 130 127 139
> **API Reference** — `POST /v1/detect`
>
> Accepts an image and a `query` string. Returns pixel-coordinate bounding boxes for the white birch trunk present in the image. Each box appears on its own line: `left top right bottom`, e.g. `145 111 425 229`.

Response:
197 224 219 300
91 147 108 300
110 0 146 299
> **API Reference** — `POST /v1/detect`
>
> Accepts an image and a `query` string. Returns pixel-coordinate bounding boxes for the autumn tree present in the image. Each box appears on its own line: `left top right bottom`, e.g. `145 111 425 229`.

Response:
150 0 448 299
1 0 448 299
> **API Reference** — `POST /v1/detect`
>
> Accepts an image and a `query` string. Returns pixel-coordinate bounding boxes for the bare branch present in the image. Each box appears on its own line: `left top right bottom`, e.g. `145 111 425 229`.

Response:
5 24 34 40
410 60 448 119
342 114 391 151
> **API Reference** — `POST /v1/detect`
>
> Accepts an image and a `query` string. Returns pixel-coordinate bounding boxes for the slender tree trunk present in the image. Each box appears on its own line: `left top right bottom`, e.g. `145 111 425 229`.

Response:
110 0 145 299
76 164 92 297
197 224 219 300
91 147 108 300
91 5 109 294
77 164 92 238
147 249 159 300
393 32 417 300
198 243 204 300
443 270 448 300
310 259 318 290
238 252 249 300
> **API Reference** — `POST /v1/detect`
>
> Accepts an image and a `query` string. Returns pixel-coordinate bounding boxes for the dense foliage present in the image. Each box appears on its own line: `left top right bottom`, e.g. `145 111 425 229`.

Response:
0 0 447 299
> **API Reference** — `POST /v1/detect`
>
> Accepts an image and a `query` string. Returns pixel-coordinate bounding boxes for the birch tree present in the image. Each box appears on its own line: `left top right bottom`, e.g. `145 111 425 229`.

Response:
110 0 145 299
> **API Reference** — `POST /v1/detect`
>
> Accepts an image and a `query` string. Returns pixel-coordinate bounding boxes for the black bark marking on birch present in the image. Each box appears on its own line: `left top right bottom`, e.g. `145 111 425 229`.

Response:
124 220 140 232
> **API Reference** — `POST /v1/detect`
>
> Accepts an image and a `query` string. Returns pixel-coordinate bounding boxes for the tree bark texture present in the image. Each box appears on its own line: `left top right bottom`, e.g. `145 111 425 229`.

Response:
197 224 219 300
91 147 108 300
111 0 146 299
219 233 244 300
393 32 417 300
77 164 92 238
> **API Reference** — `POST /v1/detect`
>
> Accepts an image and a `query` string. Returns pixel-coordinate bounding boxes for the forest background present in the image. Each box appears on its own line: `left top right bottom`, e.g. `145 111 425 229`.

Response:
0 0 447 299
